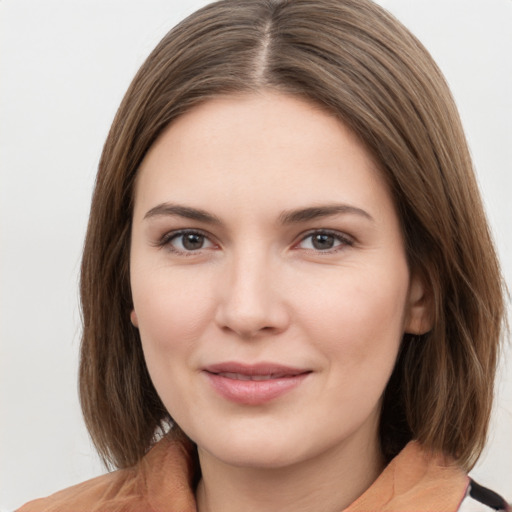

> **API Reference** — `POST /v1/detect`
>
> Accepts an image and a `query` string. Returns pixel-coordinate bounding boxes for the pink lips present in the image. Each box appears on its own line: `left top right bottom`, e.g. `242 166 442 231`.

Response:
203 362 311 405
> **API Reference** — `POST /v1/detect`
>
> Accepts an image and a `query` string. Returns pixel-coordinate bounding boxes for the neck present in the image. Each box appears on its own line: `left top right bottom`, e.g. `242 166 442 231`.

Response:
195 433 384 512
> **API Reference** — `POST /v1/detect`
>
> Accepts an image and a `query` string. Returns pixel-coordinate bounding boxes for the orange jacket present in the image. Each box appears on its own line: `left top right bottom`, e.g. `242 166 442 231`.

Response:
18 436 495 512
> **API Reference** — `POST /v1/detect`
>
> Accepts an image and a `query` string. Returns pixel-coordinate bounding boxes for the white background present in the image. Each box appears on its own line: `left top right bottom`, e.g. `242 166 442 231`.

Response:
1 1 511 510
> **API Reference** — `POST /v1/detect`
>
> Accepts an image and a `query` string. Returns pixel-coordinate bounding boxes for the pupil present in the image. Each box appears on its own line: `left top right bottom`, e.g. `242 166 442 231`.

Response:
312 234 334 250
183 233 204 250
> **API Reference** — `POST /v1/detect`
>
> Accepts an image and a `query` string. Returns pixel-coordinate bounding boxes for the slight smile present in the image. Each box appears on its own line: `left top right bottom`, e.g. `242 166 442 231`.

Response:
203 362 312 405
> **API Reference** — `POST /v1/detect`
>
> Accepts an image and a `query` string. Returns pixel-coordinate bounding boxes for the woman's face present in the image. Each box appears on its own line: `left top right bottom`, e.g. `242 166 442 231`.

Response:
130 92 429 470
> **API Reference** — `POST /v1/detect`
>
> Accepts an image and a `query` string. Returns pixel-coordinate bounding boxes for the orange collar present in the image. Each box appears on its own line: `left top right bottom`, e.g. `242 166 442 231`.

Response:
18 437 469 512
344 441 468 511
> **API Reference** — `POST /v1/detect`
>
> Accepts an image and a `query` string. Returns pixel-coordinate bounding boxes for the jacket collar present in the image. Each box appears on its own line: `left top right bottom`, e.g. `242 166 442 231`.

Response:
344 441 468 511
142 436 469 512
18 435 469 511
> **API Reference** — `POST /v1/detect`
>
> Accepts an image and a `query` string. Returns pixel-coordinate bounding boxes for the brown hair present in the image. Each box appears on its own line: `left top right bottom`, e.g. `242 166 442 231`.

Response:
79 0 505 471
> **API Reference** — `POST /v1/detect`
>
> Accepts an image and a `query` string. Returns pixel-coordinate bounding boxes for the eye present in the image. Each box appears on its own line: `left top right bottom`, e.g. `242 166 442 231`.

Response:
160 230 216 253
297 230 352 252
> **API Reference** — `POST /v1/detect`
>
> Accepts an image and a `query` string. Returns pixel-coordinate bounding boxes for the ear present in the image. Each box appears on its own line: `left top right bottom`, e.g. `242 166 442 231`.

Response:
130 309 139 328
404 273 433 335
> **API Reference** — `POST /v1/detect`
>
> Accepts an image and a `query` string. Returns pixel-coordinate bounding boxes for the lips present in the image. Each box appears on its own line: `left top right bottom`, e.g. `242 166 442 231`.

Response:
214 372 292 381
202 362 311 405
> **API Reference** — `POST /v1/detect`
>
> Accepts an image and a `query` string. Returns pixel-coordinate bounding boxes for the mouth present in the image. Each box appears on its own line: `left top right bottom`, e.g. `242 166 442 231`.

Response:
212 372 297 381
204 361 310 378
202 362 311 405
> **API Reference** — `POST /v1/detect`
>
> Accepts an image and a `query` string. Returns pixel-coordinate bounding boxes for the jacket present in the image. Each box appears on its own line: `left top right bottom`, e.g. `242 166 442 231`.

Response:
17 435 509 512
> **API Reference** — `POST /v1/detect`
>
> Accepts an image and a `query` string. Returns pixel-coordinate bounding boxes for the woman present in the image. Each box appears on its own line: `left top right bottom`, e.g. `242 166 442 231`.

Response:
18 0 509 510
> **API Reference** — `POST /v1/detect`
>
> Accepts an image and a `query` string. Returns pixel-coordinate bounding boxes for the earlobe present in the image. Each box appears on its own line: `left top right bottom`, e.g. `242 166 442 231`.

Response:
130 310 139 328
404 274 433 335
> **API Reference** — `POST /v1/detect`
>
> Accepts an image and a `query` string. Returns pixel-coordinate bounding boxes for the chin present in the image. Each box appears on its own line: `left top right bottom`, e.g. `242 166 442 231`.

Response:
192 423 307 469
207 443 304 470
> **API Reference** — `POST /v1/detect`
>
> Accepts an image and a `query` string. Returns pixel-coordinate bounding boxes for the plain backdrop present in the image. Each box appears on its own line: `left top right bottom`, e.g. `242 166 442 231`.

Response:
1 1 511 510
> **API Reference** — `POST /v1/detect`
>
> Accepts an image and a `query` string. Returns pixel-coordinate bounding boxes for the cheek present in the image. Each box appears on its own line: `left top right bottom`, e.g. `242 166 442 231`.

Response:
296 264 409 371
130 267 217 421
131 266 215 357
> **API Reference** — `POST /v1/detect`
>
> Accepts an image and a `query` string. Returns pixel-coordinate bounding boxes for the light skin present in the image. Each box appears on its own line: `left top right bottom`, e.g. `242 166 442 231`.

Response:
130 92 431 512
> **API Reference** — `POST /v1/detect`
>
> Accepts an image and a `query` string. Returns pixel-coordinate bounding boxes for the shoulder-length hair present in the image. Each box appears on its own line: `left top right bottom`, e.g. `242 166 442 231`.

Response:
79 0 505 471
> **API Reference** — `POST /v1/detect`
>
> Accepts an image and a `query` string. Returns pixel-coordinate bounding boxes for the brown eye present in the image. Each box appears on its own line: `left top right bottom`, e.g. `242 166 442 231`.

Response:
311 233 336 250
181 233 205 250
297 230 352 252
163 230 215 253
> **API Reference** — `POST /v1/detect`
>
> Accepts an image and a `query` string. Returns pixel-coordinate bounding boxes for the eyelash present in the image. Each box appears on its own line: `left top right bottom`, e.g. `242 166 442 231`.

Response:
295 229 354 253
156 229 216 255
155 229 354 255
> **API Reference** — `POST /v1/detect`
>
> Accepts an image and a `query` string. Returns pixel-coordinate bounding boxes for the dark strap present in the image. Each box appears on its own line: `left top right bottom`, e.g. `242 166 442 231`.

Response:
469 479 510 511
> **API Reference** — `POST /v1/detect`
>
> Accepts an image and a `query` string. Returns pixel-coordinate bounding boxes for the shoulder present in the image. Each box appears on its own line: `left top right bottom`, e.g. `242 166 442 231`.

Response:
16 435 198 512
458 479 511 512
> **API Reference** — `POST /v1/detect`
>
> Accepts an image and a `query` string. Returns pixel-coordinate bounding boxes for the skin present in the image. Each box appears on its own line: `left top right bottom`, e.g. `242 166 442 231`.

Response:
130 92 431 512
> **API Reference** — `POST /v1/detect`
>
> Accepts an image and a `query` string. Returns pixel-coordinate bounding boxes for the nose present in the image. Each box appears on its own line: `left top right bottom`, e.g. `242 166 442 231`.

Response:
214 249 290 339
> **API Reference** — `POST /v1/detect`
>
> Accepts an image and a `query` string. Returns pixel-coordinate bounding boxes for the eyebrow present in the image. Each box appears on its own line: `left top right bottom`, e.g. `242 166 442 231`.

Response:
144 203 222 224
144 203 374 225
278 204 374 224
143 202 373 225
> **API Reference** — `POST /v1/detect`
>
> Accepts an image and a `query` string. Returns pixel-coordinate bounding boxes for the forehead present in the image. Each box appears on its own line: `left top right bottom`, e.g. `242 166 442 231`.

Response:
133 92 393 223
